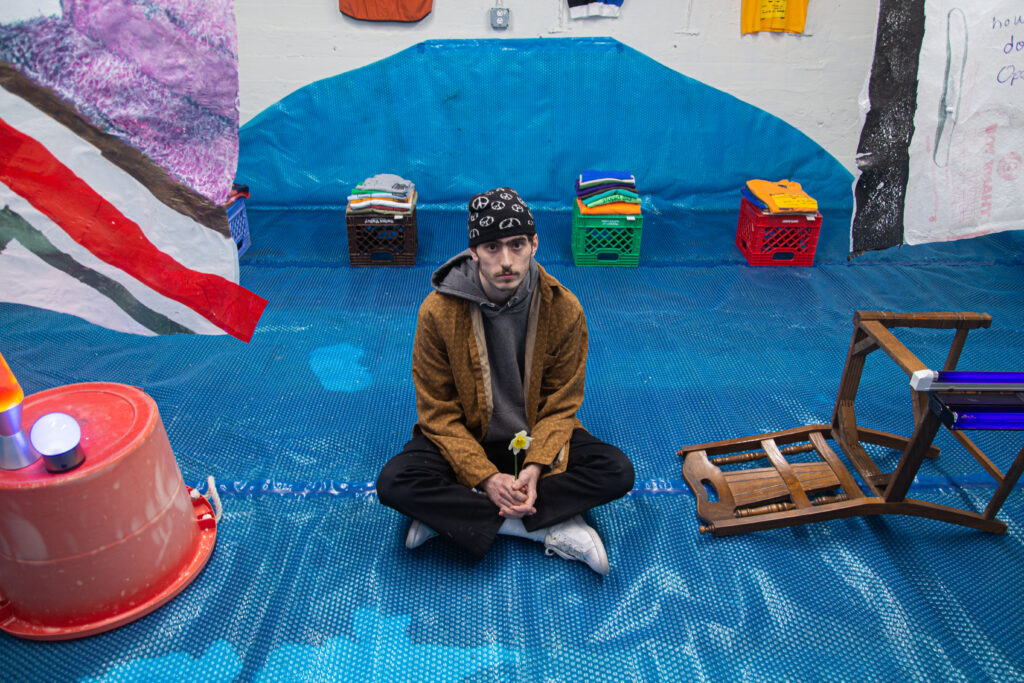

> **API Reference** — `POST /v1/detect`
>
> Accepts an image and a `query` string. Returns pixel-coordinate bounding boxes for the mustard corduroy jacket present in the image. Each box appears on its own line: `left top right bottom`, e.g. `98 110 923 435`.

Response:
411 264 587 489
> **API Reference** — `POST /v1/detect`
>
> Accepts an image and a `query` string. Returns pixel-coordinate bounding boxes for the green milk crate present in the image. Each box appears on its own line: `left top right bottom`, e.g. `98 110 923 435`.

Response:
571 200 643 267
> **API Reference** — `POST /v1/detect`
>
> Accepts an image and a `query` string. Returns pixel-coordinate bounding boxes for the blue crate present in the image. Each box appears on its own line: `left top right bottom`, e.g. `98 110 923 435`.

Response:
226 198 251 257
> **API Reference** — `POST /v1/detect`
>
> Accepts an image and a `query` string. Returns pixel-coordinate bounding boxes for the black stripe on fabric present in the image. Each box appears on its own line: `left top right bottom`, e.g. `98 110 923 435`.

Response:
0 205 194 335
851 0 926 256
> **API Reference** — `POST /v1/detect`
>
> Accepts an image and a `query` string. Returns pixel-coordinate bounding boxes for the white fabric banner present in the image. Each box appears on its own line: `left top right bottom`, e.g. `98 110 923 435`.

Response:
0 88 264 339
905 2 1024 244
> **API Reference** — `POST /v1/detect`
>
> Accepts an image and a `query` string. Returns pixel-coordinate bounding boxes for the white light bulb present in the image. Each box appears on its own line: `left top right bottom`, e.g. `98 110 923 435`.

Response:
30 412 81 456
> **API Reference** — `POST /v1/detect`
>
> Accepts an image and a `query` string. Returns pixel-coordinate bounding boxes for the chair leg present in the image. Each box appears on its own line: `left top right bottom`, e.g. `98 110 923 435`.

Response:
885 411 942 503
984 445 1024 519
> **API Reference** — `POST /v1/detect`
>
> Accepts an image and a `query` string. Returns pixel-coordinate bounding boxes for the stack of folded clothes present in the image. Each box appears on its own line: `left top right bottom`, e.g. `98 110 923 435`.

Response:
735 178 822 267
570 169 644 267
741 179 817 214
346 173 417 216
574 169 641 216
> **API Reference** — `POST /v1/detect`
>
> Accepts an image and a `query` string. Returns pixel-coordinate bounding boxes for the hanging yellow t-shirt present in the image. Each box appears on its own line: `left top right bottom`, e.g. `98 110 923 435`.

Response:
741 0 809 35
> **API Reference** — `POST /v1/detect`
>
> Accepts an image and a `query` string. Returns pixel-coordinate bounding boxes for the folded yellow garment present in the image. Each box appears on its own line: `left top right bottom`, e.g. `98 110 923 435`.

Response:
576 198 642 215
745 179 818 213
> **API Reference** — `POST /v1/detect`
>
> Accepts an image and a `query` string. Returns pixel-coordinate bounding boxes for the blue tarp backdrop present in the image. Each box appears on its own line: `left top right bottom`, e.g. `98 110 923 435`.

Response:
237 38 853 214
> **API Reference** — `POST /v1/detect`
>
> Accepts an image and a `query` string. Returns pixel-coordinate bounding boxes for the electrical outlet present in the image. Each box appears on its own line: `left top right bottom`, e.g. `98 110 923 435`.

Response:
490 7 509 30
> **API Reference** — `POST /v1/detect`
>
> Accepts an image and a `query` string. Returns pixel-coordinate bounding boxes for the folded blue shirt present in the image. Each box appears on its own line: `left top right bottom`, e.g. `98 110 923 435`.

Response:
741 187 768 210
578 169 636 188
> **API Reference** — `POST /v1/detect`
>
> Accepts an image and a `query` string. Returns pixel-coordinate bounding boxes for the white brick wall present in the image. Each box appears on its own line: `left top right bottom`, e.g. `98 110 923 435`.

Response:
236 0 880 173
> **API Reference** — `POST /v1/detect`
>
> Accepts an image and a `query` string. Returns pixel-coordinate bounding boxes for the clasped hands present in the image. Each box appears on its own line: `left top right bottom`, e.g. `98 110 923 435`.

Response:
481 463 542 518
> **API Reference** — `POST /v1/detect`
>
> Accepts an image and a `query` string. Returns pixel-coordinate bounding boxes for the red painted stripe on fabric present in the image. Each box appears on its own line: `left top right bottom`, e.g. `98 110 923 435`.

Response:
0 116 266 342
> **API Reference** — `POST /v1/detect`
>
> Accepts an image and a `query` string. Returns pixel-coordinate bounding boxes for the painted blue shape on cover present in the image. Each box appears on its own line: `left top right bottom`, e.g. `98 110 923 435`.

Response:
238 38 852 215
310 343 372 392
82 641 242 682
254 607 519 681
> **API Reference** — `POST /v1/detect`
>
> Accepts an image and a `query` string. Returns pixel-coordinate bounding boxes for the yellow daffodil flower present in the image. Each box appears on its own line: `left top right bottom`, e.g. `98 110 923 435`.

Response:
508 430 533 455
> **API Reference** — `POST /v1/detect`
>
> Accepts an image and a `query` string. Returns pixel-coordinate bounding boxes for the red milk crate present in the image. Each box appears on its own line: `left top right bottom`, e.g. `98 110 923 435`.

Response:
736 198 822 266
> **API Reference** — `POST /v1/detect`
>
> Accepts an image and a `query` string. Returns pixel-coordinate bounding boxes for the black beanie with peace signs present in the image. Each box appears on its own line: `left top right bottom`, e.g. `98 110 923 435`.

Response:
466 187 536 247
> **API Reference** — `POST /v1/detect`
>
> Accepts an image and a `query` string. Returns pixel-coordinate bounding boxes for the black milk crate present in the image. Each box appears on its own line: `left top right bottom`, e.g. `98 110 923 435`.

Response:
345 211 417 266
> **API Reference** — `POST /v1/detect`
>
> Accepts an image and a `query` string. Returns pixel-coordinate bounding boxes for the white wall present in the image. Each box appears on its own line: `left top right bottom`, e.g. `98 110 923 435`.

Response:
236 0 879 173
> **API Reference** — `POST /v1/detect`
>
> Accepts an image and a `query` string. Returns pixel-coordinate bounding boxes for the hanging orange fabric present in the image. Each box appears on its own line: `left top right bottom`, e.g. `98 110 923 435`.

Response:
741 0 808 35
339 0 432 22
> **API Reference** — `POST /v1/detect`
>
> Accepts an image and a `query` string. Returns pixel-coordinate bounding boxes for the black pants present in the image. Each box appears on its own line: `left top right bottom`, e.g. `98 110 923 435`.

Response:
376 429 634 559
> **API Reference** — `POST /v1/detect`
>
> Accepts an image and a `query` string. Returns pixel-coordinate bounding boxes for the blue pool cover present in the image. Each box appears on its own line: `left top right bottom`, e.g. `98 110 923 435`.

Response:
1 202 1023 681
2 36 1024 682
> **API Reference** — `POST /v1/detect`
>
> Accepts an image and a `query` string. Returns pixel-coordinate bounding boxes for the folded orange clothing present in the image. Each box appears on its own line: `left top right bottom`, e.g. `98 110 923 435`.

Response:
745 179 818 213
575 198 642 215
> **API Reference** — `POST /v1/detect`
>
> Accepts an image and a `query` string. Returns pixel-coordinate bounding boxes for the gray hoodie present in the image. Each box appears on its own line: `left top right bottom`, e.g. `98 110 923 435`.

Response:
430 250 540 444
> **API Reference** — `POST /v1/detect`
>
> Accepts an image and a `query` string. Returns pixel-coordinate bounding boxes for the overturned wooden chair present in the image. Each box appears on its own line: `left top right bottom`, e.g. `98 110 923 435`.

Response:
678 311 1024 536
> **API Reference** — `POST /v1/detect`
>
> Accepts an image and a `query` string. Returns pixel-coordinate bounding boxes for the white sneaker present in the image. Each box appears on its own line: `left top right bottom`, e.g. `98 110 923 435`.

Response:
543 515 609 575
404 519 438 549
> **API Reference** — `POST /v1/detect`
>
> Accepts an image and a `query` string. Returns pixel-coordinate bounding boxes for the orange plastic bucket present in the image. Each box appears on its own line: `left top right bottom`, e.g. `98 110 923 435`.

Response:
0 383 216 640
